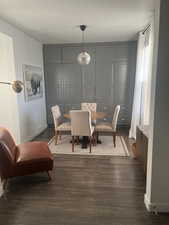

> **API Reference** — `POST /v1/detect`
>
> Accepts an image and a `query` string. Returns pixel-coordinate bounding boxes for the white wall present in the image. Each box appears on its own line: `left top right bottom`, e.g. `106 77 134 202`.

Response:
144 0 160 211
0 18 47 143
0 32 20 142
144 0 169 212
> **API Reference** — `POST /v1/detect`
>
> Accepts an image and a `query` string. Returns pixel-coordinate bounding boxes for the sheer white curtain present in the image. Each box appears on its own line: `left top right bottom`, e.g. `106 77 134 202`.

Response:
141 24 154 126
129 22 154 139
129 32 145 139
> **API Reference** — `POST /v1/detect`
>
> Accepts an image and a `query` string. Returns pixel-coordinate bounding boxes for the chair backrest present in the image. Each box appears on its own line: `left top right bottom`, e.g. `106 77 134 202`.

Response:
0 127 16 179
112 105 121 132
81 103 97 112
81 102 97 124
70 110 92 136
51 105 61 129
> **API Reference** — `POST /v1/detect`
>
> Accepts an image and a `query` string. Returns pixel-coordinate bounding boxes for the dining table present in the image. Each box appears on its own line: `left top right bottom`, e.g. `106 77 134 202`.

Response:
64 111 106 148
64 111 106 120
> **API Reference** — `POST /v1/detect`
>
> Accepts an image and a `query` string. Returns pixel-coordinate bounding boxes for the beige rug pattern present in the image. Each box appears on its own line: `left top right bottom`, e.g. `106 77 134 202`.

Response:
49 135 129 156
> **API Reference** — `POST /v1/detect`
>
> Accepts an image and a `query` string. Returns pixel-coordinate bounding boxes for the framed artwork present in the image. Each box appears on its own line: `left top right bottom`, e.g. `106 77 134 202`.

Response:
23 64 43 102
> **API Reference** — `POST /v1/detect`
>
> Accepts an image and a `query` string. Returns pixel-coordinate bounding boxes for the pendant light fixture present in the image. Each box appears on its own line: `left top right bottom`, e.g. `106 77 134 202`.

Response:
77 25 91 65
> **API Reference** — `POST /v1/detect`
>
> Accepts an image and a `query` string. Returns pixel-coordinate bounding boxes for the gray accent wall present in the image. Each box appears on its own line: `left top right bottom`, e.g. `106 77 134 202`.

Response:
43 42 137 126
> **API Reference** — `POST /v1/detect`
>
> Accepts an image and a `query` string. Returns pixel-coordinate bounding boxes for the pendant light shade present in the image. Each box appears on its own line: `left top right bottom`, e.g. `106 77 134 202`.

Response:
77 25 91 65
77 51 91 65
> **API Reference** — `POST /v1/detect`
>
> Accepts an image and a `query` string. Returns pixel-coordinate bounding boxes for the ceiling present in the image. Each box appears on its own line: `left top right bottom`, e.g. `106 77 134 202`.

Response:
0 0 155 44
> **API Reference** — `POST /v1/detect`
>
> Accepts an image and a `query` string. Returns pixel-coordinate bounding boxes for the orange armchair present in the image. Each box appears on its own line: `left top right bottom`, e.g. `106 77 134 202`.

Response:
0 127 53 189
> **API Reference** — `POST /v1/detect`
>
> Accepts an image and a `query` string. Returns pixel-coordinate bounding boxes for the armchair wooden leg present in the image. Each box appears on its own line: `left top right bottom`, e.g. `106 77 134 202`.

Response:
113 133 116 148
2 179 8 191
55 131 59 145
1 179 8 199
72 136 75 152
89 137 92 153
46 171 52 180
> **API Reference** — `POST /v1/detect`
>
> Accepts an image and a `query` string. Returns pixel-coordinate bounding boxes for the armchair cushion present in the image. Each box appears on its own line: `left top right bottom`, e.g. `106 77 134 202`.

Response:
14 141 53 177
16 142 53 164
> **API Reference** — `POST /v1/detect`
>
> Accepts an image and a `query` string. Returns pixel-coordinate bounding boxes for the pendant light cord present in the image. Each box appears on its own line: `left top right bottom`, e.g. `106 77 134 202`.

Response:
79 25 87 52
82 30 85 52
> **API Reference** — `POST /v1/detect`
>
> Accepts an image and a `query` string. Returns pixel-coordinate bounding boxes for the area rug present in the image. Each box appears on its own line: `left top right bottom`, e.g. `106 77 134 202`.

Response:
49 135 129 156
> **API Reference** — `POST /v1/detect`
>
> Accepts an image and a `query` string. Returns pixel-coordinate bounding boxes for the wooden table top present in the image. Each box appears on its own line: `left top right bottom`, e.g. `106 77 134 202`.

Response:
64 111 106 120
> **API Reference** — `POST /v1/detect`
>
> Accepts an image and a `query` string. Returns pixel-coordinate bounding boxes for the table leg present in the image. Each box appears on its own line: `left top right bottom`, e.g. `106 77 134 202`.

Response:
96 133 102 144
81 136 89 149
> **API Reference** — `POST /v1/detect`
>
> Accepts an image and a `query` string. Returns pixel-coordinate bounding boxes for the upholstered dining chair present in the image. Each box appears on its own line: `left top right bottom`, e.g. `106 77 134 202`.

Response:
95 105 121 147
70 110 95 153
0 127 53 190
81 102 97 124
51 105 71 145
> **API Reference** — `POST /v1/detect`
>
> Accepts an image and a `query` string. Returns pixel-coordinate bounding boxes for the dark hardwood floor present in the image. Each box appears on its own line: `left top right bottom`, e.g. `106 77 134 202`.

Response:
0 128 169 225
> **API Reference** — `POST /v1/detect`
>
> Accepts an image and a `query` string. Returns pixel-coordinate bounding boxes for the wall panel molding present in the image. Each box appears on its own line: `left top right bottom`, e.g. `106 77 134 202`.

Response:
43 41 137 125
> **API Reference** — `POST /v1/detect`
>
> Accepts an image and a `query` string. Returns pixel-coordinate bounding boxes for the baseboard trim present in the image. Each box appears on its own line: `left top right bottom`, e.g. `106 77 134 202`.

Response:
144 193 169 212
144 194 154 212
30 126 48 141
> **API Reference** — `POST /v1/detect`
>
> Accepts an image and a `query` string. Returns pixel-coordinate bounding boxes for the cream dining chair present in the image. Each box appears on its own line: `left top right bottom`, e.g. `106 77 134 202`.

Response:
70 110 95 153
51 105 71 145
95 105 120 147
81 102 97 124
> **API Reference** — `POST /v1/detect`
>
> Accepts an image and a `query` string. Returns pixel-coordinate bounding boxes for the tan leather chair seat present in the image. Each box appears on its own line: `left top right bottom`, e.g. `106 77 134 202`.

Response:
16 142 53 164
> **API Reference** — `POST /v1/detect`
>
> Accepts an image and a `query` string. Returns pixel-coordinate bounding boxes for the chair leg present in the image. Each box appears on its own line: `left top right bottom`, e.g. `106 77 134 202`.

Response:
72 136 75 152
95 132 97 146
46 171 52 180
113 133 116 147
76 136 80 145
96 132 99 143
2 179 8 191
92 133 96 146
89 137 92 153
55 131 59 145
